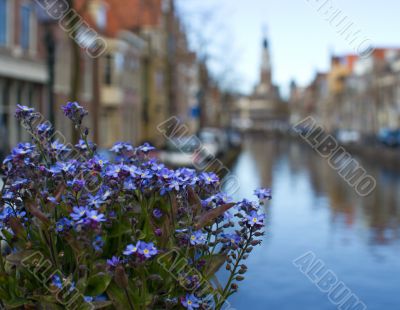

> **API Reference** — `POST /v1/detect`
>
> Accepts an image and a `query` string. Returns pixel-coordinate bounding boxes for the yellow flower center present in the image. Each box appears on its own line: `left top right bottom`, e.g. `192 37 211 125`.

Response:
252 217 257 223
188 301 192 305
191 235 196 240
144 249 149 254
99 160 103 165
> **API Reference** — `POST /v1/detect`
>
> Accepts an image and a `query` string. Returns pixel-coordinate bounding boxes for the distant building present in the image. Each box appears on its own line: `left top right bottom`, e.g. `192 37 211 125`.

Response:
0 0 46 156
232 33 288 131
290 47 400 137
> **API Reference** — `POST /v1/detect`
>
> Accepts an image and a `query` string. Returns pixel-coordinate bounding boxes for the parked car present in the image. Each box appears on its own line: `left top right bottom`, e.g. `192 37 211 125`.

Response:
378 128 400 147
199 128 229 157
198 130 220 157
336 129 361 144
159 136 200 167
227 129 242 148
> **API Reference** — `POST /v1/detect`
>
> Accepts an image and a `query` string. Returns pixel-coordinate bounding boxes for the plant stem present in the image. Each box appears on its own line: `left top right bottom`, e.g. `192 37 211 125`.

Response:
124 287 135 310
217 229 254 309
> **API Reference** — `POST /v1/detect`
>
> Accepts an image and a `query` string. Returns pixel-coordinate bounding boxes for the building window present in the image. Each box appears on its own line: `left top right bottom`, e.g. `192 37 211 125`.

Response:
96 4 107 31
104 54 113 85
0 0 7 46
20 5 31 50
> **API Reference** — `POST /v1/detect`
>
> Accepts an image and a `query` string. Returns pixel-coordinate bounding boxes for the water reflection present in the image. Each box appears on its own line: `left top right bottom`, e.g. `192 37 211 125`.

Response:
226 134 400 310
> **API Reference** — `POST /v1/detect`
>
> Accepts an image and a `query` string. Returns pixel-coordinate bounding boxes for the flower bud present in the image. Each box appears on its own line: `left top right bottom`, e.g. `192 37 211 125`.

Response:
246 246 253 253
114 266 129 288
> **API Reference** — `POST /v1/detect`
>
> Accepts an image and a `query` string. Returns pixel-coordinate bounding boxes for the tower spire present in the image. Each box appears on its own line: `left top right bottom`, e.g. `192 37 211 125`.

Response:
254 25 273 96
260 25 271 80
262 24 269 49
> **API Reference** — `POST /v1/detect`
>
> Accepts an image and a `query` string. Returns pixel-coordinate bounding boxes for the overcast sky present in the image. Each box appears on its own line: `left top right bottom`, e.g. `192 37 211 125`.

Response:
177 0 400 97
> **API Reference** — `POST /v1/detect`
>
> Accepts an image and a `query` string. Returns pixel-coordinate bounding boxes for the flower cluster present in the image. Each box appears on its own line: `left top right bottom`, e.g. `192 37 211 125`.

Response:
0 103 270 309
61 101 88 126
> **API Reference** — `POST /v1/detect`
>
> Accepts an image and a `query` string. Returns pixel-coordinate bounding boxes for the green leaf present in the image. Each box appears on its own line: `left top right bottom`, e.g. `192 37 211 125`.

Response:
5 250 37 266
106 282 130 309
85 273 112 296
109 220 132 238
204 254 227 278
4 297 30 308
194 203 236 229
92 300 114 309
1 229 14 242
187 188 202 216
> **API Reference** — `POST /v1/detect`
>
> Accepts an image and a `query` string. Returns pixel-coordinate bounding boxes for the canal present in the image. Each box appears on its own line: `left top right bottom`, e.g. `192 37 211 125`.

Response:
225 134 400 310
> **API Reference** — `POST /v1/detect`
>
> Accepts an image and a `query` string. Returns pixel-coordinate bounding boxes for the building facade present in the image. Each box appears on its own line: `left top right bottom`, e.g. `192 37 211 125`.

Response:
0 0 46 156
232 34 288 132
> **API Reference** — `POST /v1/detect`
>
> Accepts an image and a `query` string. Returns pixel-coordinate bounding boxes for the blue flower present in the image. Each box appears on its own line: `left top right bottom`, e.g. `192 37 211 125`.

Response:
221 233 241 245
199 172 219 185
254 188 272 200
1 190 14 200
67 179 85 192
126 165 139 177
88 194 106 209
0 207 13 228
75 139 95 152
181 294 200 309
136 142 155 153
49 161 77 175
152 208 163 219
106 256 121 267
138 241 158 258
190 230 206 245
15 105 37 123
110 142 134 153
70 206 89 221
92 236 104 252
86 210 106 223
151 162 165 171
47 196 59 205
123 177 137 190
246 211 265 226
11 179 28 190
51 275 63 290
37 123 52 136
106 164 128 178
61 102 88 125
55 217 72 233
236 199 256 213
86 156 108 172
168 179 181 191
84 296 94 303
123 242 140 256
137 168 153 179
157 167 174 180
223 210 234 221
51 141 71 153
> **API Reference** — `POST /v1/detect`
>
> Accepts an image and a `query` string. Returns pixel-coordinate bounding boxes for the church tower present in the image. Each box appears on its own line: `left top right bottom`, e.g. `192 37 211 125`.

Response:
254 28 274 97
260 36 272 87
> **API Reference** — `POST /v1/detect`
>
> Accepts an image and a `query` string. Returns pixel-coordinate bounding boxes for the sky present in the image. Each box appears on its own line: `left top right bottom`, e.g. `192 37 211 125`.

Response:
177 0 400 97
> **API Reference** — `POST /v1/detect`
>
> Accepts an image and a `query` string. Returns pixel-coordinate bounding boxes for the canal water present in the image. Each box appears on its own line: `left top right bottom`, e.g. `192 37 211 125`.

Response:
225 134 400 310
